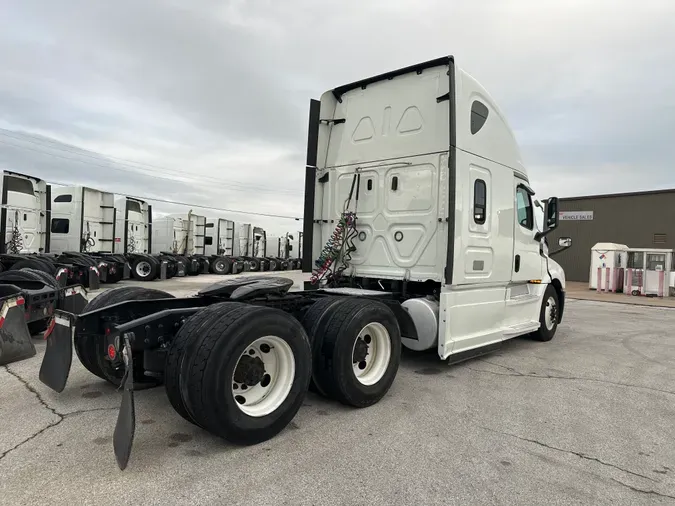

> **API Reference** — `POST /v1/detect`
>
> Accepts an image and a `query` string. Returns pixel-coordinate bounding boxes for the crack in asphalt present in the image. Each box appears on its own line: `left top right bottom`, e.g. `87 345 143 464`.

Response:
4 365 62 418
0 366 65 462
481 426 675 500
609 479 675 501
0 366 118 463
480 425 658 483
470 360 675 397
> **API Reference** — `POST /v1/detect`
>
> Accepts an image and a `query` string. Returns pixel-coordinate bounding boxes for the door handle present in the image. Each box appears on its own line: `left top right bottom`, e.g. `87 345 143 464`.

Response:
515 254 521 272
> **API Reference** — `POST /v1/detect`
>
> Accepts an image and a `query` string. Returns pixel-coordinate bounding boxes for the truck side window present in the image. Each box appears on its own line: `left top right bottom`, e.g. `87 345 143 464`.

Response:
516 187 533 230
473 179 486 224
54 194 72 203
471 100 489 135
51 218 70 234
205 236 213 245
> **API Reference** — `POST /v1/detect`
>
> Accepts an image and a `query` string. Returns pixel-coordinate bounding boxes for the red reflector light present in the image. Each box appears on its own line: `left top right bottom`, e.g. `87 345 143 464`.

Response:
0 316 5 329
107 345 116 360
44 318 56 339
105 327 111 335
16 297 25 306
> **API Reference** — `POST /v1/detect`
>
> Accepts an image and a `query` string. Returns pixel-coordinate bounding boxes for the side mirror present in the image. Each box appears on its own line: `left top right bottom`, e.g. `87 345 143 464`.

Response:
288 234 294 240
548 236 572 257
535 196 559 241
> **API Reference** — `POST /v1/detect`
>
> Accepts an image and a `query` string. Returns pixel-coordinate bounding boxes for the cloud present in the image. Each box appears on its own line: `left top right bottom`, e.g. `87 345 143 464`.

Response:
1 0 674 237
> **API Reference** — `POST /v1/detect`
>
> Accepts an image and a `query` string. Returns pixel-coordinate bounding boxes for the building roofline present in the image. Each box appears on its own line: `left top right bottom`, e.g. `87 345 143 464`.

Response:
561 187 675 202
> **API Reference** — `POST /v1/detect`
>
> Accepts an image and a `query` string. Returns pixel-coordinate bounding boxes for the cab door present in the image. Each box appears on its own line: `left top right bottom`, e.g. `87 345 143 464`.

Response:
512 180 543 283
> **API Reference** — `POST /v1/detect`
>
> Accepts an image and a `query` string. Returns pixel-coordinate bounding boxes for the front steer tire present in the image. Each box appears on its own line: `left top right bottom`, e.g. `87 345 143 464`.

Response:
312 298 402 408
74 287 175 387
531 284 559 342
174 303 312 445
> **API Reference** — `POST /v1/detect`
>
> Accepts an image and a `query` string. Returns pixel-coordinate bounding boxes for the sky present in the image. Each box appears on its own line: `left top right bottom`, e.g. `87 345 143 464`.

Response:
1 0 674 236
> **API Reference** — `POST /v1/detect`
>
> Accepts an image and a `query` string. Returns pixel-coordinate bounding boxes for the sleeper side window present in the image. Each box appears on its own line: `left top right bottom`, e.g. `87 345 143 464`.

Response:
516 187 533 230
51 218 70 234
473 179 487 224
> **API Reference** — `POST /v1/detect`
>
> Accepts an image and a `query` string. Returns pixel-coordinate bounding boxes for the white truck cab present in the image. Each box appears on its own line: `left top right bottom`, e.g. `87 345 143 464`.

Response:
50 186 116 254
303 56 571 361
0 171 49 254
114 197 152 254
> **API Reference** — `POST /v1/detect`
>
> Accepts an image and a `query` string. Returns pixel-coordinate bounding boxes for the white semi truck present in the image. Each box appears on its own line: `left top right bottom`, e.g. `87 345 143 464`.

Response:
40 57 571 470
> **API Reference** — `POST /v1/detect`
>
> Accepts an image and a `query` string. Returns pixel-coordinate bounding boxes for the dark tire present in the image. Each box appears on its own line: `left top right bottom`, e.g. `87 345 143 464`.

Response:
74 287 174 386
165 302 245 425
178 304 312 445
531 284 559 342
300 297 346 396
210 256 232 275
248 258 261 272
131 257 158 281
9 258 51 274
0 269 48 285
33 257 58 275
312 298 402 408
21 268 58 289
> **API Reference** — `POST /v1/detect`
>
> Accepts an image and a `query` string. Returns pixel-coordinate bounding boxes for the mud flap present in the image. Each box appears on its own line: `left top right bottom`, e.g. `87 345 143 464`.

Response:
88 267 100 290
0 296 35 366
62 286 88 315
201 261 210 274
123 262 131 280
160 261 168 280
113 335 135 471
176 261 186 277
38 312 74 392
55 268 69 288
98 263 109 283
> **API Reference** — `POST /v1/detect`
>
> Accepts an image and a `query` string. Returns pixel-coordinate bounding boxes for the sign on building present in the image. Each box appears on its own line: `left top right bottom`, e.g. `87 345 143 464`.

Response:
559 211 594 221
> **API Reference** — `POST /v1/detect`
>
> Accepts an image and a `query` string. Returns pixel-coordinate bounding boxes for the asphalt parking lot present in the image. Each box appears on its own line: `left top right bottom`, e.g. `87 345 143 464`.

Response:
1 274 674 505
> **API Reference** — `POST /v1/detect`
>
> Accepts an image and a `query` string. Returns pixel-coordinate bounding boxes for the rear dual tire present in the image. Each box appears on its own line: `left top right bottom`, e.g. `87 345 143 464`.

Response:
301 298 402 408
209 256 232 275
131 257 159 281
165 304 312 445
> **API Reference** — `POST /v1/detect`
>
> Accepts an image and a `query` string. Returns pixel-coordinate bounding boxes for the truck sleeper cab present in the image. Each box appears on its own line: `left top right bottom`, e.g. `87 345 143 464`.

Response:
303 56 567 359
37 56 569 471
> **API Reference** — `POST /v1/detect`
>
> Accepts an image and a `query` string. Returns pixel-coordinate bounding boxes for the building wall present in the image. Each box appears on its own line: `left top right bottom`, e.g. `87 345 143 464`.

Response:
549 190 675 282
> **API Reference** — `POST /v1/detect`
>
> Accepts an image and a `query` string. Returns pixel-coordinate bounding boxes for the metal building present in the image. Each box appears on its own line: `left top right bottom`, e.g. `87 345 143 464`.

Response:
548 188 675 282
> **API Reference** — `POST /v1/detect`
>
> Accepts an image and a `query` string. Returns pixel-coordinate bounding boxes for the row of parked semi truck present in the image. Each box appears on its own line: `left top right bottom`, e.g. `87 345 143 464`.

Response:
0 170 302 289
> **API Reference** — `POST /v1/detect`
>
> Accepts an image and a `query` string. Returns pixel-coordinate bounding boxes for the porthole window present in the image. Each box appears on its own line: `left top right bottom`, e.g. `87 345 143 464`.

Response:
470 101 489 135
